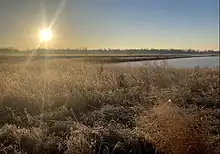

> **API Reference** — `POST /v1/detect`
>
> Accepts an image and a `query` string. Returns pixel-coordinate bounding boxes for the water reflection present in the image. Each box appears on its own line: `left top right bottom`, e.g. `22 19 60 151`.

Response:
110 57 219 68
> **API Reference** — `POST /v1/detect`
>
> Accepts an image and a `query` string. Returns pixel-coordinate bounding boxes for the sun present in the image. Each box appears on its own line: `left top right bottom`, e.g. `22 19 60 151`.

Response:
39 28 53 42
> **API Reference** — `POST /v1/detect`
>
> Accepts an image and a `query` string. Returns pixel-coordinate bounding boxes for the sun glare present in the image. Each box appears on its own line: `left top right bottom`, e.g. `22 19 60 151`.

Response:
39 29 53 42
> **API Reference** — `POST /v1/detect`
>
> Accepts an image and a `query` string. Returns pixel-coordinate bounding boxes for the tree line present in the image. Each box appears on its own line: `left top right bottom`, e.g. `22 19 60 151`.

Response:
0 47 219 55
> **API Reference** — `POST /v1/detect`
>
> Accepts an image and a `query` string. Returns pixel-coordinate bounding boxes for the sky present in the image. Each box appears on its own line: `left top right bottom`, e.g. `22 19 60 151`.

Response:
0 0 219 50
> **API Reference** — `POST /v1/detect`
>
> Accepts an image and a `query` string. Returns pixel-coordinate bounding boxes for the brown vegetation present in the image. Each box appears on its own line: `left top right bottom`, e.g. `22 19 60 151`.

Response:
0 59 219 153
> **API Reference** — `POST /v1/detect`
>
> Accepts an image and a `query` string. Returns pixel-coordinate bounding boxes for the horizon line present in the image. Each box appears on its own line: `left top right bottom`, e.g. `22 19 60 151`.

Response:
0 47 219 52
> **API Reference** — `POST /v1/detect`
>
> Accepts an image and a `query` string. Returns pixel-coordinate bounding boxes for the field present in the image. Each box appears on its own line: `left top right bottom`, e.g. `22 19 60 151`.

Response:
0 59 219 153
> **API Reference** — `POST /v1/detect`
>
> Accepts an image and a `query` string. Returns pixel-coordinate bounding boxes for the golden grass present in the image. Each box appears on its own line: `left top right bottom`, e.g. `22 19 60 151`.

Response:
137 101 214 153
0 59 219 153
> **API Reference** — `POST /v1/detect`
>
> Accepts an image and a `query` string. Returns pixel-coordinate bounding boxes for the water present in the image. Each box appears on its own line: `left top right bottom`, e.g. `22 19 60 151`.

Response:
110 56 219 68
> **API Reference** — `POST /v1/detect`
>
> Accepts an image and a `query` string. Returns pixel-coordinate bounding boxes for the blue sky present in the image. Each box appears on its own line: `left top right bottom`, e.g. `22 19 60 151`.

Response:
0 0 219 50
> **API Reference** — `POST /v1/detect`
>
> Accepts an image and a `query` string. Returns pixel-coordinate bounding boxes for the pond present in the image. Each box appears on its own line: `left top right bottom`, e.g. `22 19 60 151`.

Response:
109 56 219 68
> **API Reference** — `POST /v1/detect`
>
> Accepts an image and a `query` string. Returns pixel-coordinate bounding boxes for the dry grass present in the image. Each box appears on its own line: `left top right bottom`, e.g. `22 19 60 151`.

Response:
136 101 215 153
0 59 219 154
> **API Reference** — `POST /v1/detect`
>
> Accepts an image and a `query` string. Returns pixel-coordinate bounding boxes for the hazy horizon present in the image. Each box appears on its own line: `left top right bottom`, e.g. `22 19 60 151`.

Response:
0 0 219 50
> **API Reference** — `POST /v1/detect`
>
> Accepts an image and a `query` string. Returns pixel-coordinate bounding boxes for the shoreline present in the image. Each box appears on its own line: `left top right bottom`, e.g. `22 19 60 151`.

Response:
0 53 218 64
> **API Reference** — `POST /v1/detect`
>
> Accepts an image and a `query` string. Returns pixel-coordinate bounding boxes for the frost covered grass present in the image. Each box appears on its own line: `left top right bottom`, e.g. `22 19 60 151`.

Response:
0 59 219 153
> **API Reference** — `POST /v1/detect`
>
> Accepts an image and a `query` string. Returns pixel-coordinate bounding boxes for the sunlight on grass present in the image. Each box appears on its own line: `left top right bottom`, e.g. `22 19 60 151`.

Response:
0 60 219 153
